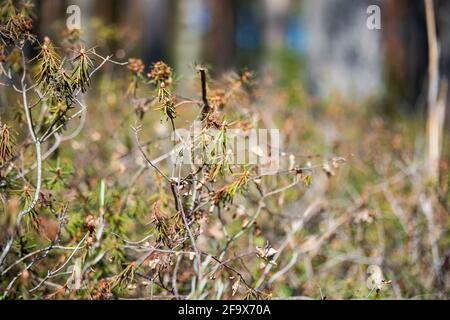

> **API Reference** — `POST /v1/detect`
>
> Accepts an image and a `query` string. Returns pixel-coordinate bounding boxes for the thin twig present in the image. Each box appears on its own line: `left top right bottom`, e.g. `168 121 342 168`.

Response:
198 67 211 120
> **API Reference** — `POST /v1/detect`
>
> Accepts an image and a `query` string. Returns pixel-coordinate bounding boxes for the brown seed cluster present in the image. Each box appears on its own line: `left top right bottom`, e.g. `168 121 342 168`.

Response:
0 2 34 46
127 58 145 74
147 61 172 84
91 279 112 300
14 13 33 33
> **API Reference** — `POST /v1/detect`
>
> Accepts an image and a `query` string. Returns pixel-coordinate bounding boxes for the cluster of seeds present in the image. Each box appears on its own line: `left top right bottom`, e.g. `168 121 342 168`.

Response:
147 61 173 85
127 58 145 74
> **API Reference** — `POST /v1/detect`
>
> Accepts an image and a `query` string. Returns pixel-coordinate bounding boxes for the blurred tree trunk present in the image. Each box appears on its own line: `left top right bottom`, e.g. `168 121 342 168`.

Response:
423 0 447 185
173 0 204 91
205 0 236 74
116 0 172 63
138 0 170 63
382 0 428 110
37 0 66 38
435 0 450 124
93 0 118 23
383 0 449 115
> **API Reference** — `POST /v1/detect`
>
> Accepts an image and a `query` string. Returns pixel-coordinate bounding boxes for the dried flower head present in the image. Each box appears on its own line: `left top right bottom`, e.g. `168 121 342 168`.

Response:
127 58 145 74
91 279 112 300
147 61 172 85
0 1 34 45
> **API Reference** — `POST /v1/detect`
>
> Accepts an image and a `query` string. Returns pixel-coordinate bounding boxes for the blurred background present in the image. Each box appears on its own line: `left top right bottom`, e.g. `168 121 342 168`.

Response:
32 0 450 113
1 0 449 299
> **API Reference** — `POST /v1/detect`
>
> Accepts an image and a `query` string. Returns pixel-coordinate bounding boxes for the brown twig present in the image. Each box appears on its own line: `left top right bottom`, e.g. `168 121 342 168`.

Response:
198 67 211 120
